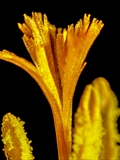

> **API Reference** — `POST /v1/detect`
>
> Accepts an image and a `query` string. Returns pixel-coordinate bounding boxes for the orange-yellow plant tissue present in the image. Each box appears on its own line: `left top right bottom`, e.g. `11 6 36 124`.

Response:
0 12 120 160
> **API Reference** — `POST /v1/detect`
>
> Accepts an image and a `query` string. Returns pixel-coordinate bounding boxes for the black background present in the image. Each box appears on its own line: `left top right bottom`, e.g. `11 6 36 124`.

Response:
0 1 119 159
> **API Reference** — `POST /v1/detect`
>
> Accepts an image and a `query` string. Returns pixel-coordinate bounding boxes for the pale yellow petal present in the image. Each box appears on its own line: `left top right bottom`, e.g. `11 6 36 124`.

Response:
92 77 120 159
71 84 105 160
71 77 120 160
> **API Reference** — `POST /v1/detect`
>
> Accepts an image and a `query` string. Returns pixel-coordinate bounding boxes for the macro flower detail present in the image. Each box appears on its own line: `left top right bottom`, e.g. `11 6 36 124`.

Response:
71 77 120 160
0 12 119 160
1 113 34 160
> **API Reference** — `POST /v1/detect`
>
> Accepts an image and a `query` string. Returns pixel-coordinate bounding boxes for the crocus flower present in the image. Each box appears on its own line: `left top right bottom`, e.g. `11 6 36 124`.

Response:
0 12 120 160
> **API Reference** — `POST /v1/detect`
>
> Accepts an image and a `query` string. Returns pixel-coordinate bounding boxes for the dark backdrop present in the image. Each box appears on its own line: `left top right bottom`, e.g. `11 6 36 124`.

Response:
0 1 119 159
